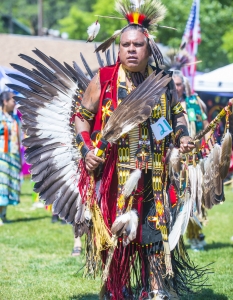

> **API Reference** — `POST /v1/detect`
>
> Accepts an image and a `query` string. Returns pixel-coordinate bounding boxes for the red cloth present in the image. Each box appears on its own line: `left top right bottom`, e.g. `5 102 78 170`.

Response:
78 63 120 225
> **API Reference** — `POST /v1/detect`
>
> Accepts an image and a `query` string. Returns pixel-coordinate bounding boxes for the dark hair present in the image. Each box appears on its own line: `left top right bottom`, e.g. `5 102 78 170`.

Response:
121 24 147 35
0 91 13 108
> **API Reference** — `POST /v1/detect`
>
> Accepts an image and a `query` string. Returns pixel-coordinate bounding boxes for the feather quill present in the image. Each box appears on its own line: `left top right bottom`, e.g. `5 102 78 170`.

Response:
95 29 123 53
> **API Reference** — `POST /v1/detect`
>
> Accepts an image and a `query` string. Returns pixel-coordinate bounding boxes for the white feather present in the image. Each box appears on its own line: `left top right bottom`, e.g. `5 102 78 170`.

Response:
169 147 180 173
169 204 185 251
87 21 100 39
122 169 142 198
169 191 192 250
111 211 131 233
181 192 193 235
123 210 139 247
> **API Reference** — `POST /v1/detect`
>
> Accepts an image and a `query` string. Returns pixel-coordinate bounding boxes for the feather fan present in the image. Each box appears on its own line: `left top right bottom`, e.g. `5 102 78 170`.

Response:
7 49 87 227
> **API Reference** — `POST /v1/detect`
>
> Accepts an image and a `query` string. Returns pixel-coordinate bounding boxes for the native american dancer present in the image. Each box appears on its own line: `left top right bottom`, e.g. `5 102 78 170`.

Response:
173 71 208 251
0 91 21 224
163 47 228 252
7 0 232 299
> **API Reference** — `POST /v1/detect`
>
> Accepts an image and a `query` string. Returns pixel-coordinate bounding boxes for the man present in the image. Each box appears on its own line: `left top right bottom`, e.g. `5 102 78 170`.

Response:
173 71 209 139
75 25 195 300
173 70 208 251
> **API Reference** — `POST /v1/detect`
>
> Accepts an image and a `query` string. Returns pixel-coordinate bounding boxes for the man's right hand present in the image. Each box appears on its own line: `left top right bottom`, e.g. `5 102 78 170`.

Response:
85 149 105 172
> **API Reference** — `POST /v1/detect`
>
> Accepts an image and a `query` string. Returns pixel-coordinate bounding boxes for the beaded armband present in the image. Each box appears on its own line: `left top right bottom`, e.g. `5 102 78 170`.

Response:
76 131 94 158
79 104 96 121
172 102 184 115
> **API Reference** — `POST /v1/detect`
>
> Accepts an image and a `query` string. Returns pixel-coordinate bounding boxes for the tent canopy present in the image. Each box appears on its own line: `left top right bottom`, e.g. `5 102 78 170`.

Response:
194 64 233 93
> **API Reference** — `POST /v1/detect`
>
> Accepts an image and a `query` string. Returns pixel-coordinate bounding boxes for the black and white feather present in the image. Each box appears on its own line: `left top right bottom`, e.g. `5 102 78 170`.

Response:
7 47 115 227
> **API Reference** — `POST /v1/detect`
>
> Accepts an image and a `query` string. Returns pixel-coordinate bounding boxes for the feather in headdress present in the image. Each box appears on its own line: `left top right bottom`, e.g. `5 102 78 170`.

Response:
95 0 167 53
95 29 123 53
115 0 166 31
86 20 100 42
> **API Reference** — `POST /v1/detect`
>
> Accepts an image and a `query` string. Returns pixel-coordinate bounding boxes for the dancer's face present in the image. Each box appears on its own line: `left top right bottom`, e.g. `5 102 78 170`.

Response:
119 30 151 73
4 93 15 113
173 76 184 99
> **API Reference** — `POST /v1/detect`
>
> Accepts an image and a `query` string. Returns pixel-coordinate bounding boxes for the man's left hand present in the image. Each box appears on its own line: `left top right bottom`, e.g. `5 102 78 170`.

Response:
179 136 195 153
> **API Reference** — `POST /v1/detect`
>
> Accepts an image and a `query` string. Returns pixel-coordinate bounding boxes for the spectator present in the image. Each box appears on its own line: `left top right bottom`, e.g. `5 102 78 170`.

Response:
0 91 21 224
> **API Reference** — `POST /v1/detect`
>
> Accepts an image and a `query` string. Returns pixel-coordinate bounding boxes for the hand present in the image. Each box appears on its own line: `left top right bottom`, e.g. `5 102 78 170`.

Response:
179 136 195 153
85 149 104 172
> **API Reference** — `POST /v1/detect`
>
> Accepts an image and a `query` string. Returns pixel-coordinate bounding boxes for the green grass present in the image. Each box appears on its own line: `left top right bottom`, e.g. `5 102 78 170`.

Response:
0 179 233 300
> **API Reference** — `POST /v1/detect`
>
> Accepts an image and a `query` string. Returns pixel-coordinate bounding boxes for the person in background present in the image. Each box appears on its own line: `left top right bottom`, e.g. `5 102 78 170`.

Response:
173 71 208 251
0 91 21 224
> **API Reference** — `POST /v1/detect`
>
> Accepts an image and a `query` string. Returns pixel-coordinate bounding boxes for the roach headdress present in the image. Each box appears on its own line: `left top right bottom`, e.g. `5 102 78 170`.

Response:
95 0 167 65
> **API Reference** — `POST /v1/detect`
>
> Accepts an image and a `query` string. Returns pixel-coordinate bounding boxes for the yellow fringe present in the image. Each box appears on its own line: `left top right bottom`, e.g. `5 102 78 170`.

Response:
91 203 114 257
186 220 201 240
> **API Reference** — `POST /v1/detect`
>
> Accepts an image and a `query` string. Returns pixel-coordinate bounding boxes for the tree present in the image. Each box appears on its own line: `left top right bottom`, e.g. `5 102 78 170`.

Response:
0 0 84 35
59 0 233 71
222 29 233 63
157 0 233 71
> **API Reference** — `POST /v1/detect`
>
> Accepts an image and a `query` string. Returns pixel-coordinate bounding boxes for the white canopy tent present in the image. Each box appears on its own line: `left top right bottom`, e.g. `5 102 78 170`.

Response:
194 64 233 93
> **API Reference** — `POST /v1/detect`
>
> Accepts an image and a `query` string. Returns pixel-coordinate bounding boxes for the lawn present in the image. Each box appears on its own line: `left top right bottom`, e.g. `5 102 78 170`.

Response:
0 179 232 300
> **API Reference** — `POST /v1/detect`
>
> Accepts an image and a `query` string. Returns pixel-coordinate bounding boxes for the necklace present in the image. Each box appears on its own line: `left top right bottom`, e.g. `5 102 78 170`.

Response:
125 66 149 89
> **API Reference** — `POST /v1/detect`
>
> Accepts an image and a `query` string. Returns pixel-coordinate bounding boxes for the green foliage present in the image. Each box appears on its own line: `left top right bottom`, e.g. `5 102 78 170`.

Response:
0 0 85 35
59 6 93 40
222 28 233 63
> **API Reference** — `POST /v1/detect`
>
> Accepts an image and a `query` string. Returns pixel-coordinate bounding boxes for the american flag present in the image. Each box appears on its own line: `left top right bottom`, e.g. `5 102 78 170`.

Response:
182 0 201 91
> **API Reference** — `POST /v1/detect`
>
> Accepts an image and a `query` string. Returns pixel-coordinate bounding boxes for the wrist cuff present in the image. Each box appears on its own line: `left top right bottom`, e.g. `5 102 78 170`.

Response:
76 131 94 158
